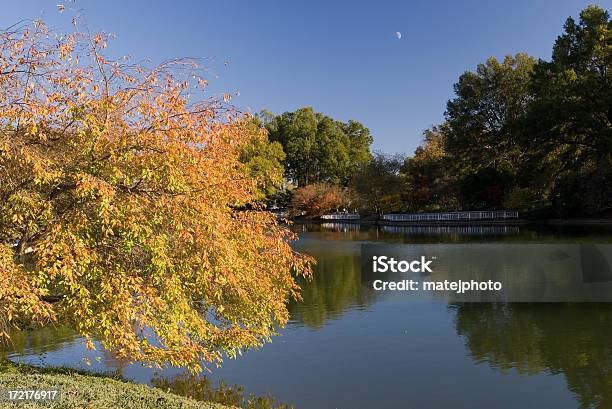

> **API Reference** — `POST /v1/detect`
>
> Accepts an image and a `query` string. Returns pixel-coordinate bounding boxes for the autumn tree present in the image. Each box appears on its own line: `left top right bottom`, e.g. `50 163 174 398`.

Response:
0 21 311 372
401 127 459 212
289 183 355 218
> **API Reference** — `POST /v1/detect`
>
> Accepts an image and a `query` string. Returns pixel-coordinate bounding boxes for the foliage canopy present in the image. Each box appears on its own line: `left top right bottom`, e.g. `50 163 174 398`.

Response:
0 22 311 372
289 183 355 218
265 107 372 187
400 5 610 215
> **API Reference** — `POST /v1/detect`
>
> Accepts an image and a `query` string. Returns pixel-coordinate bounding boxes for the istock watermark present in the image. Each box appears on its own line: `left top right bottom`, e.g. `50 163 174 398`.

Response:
372 255 434 273
361 243 612 302
370 254 502 294
372 278 503 293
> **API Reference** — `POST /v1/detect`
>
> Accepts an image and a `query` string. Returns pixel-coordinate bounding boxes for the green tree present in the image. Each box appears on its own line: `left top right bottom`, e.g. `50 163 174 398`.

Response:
445 53 536 177
265 107 372 186
398 5 610 216
342 120 374 175
524 5 611 216
444 54 536 209
238 118 286 206
349 152 404 214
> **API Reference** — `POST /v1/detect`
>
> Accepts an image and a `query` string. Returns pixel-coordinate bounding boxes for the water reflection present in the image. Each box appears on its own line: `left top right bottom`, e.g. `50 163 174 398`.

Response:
453 303 612 409
3 224 612 408
380 224 520 236
320 222 361 232
152 372 293 409
1 326 76 358
288 241 376 328
292 222 612 243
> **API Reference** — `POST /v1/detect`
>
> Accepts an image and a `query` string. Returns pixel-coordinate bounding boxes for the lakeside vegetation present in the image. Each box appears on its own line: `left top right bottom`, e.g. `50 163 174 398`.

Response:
0 359 296 408
0 361 232 409
249 6 611 219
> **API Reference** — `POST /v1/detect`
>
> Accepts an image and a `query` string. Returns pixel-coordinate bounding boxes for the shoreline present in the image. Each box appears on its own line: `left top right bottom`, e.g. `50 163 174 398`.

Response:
0 361 232 409
288 217 612 227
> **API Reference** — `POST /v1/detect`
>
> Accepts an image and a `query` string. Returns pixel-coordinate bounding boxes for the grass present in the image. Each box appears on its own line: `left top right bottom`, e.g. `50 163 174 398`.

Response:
0 360 233 408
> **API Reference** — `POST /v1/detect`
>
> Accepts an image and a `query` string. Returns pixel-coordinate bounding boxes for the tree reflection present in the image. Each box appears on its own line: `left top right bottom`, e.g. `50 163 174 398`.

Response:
288 244 376 328
453 303 612 409
151 372 292 409
1 326 76 358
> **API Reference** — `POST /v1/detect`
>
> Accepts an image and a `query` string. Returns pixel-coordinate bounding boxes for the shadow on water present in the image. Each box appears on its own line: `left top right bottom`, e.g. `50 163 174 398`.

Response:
452 303 612 409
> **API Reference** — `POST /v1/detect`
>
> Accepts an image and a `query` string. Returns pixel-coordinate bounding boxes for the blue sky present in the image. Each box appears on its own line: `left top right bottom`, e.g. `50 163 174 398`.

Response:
2 0 608 154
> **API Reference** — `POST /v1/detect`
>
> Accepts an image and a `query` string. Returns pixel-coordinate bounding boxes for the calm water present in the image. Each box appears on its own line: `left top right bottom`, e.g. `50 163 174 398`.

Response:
5 223 612 409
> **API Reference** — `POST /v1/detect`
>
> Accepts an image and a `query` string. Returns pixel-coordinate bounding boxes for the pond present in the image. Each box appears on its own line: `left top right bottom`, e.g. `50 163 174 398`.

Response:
5 223 612 409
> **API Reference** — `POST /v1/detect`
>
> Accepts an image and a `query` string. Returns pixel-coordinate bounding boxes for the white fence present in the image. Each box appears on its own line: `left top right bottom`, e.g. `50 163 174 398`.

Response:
320 213 361 220
380 225 520 235
381 210 518 222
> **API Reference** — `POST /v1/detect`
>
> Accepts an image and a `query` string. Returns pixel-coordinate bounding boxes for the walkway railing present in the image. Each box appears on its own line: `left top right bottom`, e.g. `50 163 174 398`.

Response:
380 225 520 235
381 210 518 222
320 213 361 220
